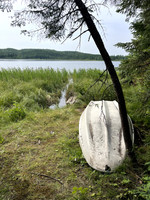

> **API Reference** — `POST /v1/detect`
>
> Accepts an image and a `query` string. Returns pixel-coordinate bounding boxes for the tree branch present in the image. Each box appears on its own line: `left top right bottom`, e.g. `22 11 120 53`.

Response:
86 69 107 94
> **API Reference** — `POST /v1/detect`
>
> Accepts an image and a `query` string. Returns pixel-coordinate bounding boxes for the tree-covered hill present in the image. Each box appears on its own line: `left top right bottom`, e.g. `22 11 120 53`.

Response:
0 48 125 60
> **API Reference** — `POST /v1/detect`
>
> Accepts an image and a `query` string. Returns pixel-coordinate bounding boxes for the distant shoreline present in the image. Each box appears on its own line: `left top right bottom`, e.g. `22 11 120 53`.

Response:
0 48 126 61
0 58 122 61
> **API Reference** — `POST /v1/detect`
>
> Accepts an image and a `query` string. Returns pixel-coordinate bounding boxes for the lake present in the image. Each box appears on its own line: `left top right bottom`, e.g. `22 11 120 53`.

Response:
0 59 120 71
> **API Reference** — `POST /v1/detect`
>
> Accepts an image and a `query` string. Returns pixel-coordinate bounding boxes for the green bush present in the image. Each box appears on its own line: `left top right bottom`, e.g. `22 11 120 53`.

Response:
123 84 150 128
72 187 89 200
7 102 26 122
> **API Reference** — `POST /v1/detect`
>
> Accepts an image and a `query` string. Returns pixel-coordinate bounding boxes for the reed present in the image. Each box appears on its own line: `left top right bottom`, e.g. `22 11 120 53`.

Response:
71 68 102 81
0 68 68 83
0 68 69 113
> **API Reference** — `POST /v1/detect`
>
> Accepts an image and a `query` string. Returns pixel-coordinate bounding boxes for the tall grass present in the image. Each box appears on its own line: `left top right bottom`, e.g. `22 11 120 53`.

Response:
0 67 149 129
0 68 69 116
0 68 68 83
71 68 102 81
67 69 116 105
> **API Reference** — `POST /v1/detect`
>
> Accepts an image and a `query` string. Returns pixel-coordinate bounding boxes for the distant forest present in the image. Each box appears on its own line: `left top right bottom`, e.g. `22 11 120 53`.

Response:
0 48 126 60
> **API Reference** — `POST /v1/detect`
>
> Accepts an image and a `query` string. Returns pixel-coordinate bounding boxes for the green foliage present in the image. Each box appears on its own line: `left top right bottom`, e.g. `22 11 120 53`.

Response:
72 187 89 200
7 102 26 122
30 89 50 108
111 0 149 18
112 0 150 130
0 68 68 112
135 176 150 199
110 0 150 196
123 84 150 128
0 90 23 108
145 161 150 172
69 69 117 105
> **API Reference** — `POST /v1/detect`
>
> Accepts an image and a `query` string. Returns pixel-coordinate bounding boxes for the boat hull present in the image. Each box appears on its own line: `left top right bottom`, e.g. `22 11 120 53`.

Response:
79 100 134 172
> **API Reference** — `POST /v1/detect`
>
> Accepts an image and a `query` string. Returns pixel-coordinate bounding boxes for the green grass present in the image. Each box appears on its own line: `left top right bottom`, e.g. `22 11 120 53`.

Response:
0 107 149 200
0 68 149 199
67 69 117 106
0 68 69 111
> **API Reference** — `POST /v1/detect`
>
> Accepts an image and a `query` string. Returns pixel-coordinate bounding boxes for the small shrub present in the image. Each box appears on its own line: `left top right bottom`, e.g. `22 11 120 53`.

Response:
72 187 89 200
7 102 26 122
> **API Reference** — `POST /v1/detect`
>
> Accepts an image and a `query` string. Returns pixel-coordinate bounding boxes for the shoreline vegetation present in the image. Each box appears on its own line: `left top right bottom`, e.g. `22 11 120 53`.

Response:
0 48 126 61
0 68 149 199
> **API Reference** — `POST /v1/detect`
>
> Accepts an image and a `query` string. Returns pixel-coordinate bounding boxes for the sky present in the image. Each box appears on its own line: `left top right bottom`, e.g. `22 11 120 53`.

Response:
0 2 133 55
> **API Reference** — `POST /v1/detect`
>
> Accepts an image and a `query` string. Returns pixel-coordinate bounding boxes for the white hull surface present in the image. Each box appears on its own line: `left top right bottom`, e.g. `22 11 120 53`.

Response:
79 101 134 172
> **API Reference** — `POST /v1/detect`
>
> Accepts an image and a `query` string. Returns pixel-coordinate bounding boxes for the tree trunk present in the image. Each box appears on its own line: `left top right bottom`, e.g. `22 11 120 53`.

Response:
75 0 137 162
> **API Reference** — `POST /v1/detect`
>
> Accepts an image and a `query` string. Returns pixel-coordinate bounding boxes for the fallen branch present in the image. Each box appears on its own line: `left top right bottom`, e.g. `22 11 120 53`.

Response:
31 172 63 185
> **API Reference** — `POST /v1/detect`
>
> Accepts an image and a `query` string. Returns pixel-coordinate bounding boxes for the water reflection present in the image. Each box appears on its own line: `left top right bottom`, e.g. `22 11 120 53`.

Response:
50 79 73 109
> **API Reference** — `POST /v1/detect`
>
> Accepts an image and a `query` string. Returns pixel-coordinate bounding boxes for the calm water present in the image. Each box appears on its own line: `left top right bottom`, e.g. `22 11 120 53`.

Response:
0 59 120 71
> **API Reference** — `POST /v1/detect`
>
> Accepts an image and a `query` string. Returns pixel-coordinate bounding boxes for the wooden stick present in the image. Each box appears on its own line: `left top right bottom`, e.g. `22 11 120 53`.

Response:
31 172 63 185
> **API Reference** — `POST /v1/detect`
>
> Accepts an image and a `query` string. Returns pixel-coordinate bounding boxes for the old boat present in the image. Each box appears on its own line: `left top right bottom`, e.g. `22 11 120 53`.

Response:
79 100 134 172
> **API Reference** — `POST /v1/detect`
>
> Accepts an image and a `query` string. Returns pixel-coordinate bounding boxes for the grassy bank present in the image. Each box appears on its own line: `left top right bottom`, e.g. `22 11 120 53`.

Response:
0 68 149 199
0 68 68 112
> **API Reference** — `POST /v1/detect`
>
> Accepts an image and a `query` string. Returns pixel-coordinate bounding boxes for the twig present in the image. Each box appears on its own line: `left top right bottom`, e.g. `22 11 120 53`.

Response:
101 83 113 99
31 172 63 185
127 169 143 184
98 70 108 93
73 29 89 41
85 69 107 94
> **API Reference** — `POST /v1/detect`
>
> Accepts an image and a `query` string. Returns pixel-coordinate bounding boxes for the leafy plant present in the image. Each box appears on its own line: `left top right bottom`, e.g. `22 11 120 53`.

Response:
132 176 150 200
72 187 89 200
7 102 26 122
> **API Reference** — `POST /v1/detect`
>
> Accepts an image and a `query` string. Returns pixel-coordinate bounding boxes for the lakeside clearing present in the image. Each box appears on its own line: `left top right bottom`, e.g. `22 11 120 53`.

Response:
0 68 149 199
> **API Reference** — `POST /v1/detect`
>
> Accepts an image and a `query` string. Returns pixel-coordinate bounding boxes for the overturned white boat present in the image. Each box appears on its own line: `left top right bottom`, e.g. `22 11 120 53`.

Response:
79 100 134 172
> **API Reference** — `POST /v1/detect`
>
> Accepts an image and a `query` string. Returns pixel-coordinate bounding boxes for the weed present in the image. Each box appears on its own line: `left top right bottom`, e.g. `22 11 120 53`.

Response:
0 68 69 113
72 187 89 200
7 102 26 122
